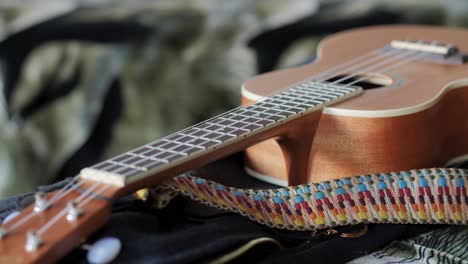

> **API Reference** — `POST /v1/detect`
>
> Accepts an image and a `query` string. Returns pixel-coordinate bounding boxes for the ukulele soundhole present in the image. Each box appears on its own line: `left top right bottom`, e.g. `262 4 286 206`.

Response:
326 74 392 90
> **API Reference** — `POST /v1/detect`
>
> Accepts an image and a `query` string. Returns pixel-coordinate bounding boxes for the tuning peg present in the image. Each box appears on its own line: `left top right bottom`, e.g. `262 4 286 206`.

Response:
25 231 42 252
66 201 84 221
34 192 50 212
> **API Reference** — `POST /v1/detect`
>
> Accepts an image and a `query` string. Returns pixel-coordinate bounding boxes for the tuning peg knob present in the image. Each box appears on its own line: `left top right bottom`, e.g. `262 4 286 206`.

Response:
87 237 121 264
66 201 84 221
34 192 50 212
25 231 42 252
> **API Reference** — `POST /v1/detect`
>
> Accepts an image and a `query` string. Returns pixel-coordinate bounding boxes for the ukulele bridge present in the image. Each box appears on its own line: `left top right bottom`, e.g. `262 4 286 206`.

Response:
388 40 467 64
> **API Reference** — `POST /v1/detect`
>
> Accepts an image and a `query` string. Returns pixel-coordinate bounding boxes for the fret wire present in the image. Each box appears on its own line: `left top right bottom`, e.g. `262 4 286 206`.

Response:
207 120 250 133
127 158 168 175
319 86 349 95
92 161 113 170
222 92 307 124
317 81 356 91
130 139 202 163
121 150 185 174
227 84 329 122
245 83 344 120
136 133 230 169
109 110 290 176
205 120 249 136
297 86 340 99
108 160 147 171
109 153 167 175
93 81 358 177
189 128 224 143
132 148 171 163
275 94 303 102
266 102 305 115
275 93 314 104
118 84 332 174
91 104 287 175
289 86 331 97
234 98 296 121
247 105 290 115
170 136 209 150
316 94 338 100
290 87 337 101
258 103 298 115
120 158 171 177
252 102 288 113
300 83 353 95
146 144 188 157
286 98 317 106
230 107 280 122
221 110 271 124
92 81 353 173
300 87 345 97
91 146 161 174
94 115 245 174
148 138 206 158
143 137 210 158
310 82 356 92
288 89 332 103
174 132 209 147
148 130 225 156
296 84 336 95
107 146 173 174
268 95 313 107
96 163 123 175
130 151 170 163
126 103 283 169
172 132 219 149
222 115 274 128
289 95 327 105
297 83 335 93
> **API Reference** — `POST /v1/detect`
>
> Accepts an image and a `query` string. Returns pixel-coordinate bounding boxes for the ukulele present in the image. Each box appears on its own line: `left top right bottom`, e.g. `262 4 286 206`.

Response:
1 25 468 263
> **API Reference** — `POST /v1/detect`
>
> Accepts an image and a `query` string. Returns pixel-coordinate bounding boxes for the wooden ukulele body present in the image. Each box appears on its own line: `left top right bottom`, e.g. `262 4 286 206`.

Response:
242 25 468 186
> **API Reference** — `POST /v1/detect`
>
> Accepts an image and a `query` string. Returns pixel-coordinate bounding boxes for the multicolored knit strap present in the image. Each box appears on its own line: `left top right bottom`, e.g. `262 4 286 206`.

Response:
155 168 468 231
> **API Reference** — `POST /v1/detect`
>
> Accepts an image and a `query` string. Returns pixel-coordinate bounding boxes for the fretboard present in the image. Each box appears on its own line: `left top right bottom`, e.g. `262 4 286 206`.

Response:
81 81 362 186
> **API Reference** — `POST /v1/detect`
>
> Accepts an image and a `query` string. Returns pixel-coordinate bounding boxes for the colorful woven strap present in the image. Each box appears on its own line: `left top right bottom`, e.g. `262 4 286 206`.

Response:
154 168 468 231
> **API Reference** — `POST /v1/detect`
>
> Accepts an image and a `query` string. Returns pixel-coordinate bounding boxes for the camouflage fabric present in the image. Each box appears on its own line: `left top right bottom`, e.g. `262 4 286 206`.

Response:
0 0 319 197
0 0 467 199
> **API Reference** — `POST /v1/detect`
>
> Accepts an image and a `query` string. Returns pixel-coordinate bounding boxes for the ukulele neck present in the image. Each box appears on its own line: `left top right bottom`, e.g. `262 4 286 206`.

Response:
80 81 362 190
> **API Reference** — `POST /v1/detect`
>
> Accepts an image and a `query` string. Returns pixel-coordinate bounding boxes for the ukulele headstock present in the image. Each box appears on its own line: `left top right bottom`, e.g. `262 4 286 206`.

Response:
0 179 119 264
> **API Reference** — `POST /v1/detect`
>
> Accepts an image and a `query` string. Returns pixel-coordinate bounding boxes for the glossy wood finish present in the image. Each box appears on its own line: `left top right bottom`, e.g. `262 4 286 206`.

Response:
243 25 468 111
244 87 468 183
0 181 118 264
243 25 468 184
